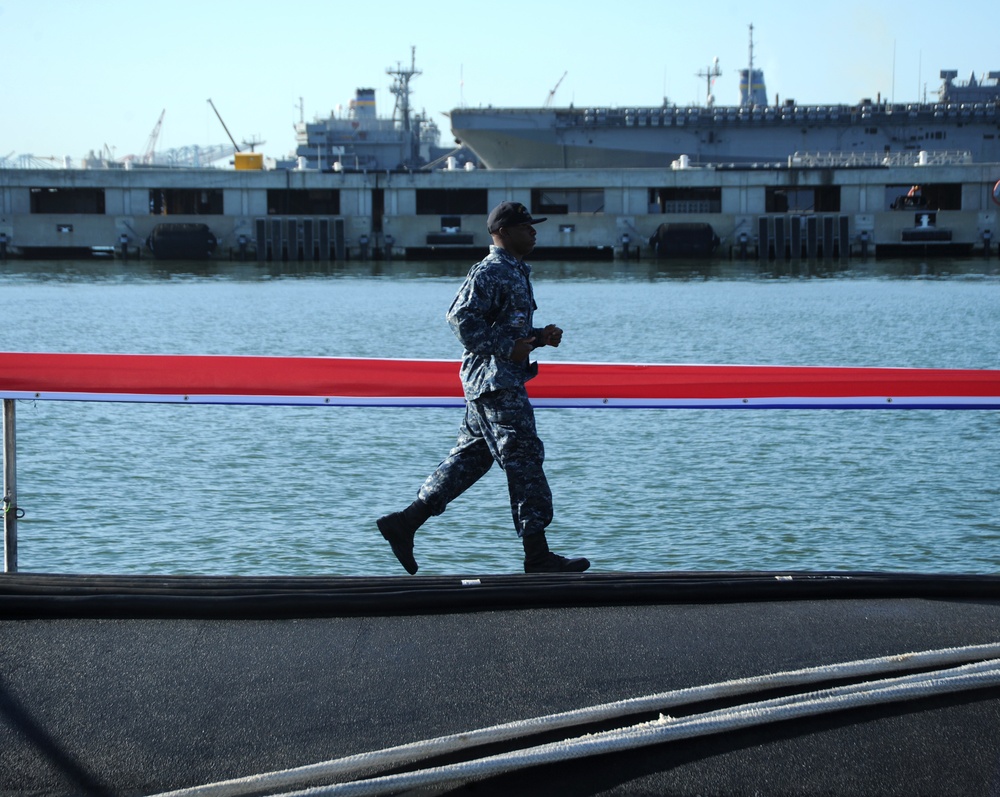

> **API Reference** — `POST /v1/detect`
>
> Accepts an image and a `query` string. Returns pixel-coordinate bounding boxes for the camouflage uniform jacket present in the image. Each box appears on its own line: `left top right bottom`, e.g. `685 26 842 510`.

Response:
447 245 543 401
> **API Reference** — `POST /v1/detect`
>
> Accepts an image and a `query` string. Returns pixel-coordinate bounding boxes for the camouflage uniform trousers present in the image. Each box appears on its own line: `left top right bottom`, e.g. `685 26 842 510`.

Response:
417 385 553 538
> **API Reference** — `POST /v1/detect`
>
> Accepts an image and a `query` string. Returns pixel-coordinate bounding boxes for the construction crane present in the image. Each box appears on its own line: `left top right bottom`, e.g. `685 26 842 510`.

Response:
155 143 238 167
141 110 165 164
119 110 165 165
544 72 567 108
207 99 264 152
9 154 64 168
207 98 240 152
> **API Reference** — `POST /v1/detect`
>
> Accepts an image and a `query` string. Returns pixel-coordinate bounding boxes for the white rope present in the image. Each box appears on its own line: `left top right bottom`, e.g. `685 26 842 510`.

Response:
282 659 1000 797
148 643 1000 797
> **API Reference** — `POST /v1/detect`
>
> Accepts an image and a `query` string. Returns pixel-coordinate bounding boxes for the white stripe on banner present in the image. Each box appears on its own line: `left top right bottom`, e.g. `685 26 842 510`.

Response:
0 391 467 407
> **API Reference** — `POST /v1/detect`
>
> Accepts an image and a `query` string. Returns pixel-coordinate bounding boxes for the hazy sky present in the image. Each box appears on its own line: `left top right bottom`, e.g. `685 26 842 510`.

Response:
2 0 996 163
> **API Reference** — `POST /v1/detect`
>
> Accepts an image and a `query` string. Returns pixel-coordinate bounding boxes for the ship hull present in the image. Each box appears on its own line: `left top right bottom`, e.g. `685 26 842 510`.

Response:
450 105 1000 168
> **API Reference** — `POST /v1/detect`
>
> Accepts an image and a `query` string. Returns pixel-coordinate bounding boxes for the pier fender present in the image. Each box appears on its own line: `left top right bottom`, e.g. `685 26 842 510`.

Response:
146 223 218 260
648 222 720 258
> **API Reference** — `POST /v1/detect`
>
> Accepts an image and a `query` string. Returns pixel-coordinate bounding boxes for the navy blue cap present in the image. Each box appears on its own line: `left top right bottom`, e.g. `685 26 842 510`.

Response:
487 201 547 234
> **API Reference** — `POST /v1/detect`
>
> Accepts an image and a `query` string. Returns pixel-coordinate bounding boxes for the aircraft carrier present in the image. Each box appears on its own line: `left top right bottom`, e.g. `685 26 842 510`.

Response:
449 33 1000 169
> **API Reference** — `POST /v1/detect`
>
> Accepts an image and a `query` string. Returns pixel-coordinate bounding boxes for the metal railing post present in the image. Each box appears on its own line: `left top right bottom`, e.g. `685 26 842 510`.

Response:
3 398 17 573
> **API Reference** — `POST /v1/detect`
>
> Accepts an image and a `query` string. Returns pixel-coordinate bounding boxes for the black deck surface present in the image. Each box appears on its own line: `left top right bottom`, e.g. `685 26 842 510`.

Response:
1 571 999 796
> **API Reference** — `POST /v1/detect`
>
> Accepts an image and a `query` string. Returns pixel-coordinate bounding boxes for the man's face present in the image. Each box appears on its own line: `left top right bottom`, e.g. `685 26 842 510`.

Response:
499 222 537 258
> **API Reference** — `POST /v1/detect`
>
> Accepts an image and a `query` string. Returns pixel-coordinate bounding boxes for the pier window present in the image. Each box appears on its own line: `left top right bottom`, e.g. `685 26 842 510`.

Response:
30 187 105 214
531 189 604 215
765 186 841 213
885 183 961 211
648 187 721 214
266 189 340 215
415 189 488 215
149 189 223 215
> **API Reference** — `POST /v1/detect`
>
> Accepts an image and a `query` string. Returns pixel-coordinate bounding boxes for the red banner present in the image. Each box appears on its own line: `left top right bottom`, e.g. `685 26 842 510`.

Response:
0 352 998 409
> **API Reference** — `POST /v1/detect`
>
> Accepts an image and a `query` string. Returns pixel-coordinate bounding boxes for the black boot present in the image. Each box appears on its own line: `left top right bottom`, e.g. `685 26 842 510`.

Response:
377 499 432 575
522 532 590 574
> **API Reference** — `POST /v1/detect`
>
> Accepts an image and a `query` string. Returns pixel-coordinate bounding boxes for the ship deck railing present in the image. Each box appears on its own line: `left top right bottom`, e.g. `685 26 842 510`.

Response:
566 101 999 127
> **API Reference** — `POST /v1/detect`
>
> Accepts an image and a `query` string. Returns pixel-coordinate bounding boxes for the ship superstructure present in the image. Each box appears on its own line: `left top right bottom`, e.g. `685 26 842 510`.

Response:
293 48 456 171
940 69 1000 103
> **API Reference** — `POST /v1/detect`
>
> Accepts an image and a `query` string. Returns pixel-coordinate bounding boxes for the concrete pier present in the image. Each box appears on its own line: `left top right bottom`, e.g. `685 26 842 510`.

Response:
1 157 997 261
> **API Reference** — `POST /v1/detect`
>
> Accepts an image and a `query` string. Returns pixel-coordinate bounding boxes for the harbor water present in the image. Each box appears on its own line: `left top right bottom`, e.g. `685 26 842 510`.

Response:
1 257 998 577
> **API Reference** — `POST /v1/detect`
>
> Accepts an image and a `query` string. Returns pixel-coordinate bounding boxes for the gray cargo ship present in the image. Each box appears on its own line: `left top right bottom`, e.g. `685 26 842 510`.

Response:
449 33 1000 169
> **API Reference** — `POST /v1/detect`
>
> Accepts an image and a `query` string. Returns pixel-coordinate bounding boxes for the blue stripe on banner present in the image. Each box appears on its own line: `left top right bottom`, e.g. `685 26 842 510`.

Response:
4 391 999 410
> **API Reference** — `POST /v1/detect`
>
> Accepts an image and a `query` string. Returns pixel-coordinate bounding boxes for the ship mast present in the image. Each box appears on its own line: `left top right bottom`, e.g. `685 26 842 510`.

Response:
387 46 423 167
388 46 421 133
744 23 754 108
697 57 722 107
